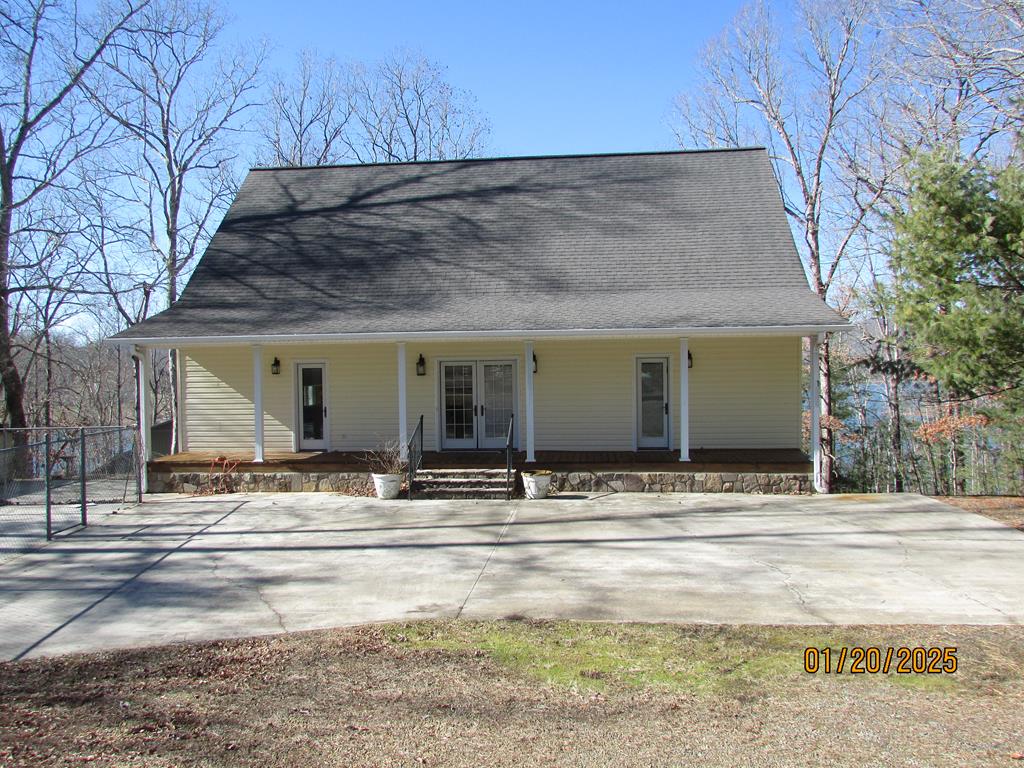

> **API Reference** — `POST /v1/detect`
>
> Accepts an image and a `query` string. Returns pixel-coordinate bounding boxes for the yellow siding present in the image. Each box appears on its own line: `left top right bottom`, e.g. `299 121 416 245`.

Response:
689 337 802 449
182 336 802 453
532 338 652 450
183 347 254 451
185 344 398 452
407 341 526 451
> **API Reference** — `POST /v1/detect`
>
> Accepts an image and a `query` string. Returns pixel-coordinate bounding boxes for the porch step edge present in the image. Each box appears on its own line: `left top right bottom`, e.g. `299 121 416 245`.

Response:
417 468 507 477
413 487 509 500
415 478 507 488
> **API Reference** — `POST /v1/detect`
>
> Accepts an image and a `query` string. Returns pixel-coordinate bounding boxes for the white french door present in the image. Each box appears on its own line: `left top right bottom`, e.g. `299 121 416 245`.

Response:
479 362 515 449
636 357 669 449
441 362 476 449
441 360 516 450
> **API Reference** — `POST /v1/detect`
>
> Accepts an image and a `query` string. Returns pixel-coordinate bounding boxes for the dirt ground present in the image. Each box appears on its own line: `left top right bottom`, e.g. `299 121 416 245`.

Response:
938 495 1024 530
1 621 1022 767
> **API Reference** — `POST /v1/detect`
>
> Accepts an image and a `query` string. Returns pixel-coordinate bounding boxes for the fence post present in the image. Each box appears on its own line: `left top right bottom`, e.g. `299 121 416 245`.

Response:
80 427 88 528
44 430 52 540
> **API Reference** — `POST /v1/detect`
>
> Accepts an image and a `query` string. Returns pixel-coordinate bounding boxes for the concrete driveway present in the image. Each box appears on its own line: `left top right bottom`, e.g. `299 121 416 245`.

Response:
1 492 1021 660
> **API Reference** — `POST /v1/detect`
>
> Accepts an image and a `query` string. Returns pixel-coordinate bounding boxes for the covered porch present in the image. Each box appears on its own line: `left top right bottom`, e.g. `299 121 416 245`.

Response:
133 332 826 494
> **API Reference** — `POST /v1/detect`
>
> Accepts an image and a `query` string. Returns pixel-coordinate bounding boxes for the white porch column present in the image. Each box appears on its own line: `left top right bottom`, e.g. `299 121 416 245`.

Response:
679 338 690 462
524 340 536 462
135 346 154 492
397 342 408 460
808 334 823 492
252 344 264 463
175 348 188 453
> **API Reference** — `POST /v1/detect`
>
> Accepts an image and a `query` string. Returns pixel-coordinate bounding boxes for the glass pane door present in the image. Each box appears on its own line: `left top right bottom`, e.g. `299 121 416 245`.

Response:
298 365 328 450
442 363 476 449
637 358 668 448
479 362 514 449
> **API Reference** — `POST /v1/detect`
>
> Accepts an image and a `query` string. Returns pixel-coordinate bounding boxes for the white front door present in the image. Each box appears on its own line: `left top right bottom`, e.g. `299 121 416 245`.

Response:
441 360 516 450
297 363 329 450
637 358 669 449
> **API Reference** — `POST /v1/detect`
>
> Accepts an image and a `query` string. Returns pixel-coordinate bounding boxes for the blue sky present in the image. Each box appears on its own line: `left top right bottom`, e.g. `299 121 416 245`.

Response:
227 0 747 157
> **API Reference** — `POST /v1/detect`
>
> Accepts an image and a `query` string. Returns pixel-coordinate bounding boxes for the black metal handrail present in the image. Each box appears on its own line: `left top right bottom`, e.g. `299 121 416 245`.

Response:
407 414 424 500
505 413 515 501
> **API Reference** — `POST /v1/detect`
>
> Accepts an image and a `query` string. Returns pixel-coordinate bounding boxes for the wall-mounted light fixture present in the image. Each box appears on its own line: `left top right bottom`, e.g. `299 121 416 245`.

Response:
271 356 281 375
533 352 538 374
688 351 693 369
416 353 426 376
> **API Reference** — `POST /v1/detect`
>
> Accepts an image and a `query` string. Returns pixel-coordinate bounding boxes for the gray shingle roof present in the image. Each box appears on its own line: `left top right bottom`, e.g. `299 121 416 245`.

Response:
114 148 847 342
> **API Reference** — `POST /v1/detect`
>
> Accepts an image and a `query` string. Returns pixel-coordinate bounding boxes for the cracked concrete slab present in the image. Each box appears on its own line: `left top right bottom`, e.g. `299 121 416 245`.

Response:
0 491 1020 659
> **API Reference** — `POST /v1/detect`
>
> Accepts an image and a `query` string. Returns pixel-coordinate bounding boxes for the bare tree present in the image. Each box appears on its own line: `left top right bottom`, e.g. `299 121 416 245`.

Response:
346 51 489 162
345 50 489 163
258 50 352 166
819 1 1024 494
673 0 882 491
88 0 265 451
0 0 146 437
257 49 489 167
12 206 90 427
898 0 1024 132
845 0 1017 208
76 167 155 330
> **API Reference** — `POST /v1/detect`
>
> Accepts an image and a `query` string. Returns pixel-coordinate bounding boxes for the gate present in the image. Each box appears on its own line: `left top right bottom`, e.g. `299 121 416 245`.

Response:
0 427 139 560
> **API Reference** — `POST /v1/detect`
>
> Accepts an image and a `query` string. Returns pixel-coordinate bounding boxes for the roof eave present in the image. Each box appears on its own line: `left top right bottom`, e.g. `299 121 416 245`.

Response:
112 322 853 348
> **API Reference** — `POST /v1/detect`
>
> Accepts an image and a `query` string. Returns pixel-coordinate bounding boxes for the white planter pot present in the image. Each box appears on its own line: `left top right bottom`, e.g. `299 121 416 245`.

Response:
522 472 552 499
372 473 403 500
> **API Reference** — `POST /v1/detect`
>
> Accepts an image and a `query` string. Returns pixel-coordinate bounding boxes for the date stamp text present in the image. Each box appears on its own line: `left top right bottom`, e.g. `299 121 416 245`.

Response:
803 646 957 674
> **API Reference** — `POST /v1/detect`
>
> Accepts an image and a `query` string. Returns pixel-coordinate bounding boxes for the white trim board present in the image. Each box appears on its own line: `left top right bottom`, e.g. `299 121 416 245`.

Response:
118 323 851 348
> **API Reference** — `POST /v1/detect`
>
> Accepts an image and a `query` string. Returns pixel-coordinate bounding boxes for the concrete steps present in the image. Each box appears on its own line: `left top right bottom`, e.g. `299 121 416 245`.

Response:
413 468 512 500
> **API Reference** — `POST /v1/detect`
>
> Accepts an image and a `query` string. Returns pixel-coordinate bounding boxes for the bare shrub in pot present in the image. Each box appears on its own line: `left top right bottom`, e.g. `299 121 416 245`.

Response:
364 440 407 499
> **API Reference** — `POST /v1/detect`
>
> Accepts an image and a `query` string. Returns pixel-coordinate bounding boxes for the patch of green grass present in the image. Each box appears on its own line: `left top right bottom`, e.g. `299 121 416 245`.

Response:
383 622 993 697
888 673 959 692
387 622 828 694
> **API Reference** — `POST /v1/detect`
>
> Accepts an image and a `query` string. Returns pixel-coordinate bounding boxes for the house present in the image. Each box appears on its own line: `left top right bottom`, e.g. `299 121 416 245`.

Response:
113 149 848 494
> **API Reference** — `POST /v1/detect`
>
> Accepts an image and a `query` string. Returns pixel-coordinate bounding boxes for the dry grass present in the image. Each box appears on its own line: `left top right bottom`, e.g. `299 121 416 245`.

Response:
1 622 1022 767
938 495 1024 530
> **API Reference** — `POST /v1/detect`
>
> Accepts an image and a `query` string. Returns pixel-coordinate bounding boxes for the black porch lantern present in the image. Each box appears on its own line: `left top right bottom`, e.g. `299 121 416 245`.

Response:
687 351 693 369
271 356 281 375
532 352 538 374
416 353 426 376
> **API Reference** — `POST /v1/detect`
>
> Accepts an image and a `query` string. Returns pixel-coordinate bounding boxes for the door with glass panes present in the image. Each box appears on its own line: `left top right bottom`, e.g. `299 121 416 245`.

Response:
297 363 328 450
636 357 669 449
441 361 515 450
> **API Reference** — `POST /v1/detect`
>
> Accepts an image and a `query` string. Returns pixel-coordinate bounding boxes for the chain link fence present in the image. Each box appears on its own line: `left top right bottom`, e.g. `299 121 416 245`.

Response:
0 427 139 560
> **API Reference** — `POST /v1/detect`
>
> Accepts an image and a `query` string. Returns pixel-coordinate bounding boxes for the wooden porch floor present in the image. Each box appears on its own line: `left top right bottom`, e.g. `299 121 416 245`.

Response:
151 448 811 474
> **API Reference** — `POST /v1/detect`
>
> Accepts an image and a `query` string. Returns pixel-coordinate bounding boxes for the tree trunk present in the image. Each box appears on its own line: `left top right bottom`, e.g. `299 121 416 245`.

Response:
0 181 30 474
885 370 904 492
949 402 967 496
925 439 940 496
44 328 52 427
908 442 923 493
0 191 27 432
